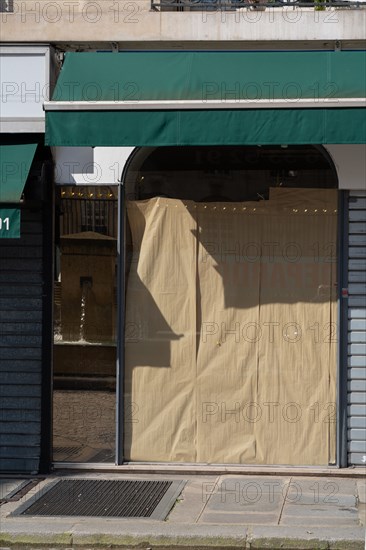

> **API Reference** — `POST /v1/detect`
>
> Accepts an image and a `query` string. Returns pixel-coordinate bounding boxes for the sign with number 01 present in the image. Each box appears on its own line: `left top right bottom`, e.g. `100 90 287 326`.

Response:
0 209 21 238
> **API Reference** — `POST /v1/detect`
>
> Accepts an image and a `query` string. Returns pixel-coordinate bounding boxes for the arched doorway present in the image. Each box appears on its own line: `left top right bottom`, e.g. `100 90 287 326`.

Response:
124 145 337 201
122 145 339 465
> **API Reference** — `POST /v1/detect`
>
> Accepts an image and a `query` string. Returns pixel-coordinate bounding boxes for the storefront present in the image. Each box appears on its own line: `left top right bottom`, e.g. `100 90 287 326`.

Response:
1 48 365 472
43 50 366 468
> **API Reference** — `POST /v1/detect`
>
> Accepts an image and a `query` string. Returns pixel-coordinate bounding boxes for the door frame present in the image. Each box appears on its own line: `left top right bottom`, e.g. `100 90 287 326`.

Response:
115 145 347 467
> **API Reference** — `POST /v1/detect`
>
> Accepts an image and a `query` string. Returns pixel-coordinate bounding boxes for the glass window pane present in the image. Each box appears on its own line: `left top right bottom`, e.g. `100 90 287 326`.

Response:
53 185 118 463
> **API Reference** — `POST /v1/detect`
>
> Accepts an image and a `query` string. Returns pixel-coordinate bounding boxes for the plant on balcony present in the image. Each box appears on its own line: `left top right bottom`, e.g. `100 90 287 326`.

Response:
248 0 267 10
314 0 326 9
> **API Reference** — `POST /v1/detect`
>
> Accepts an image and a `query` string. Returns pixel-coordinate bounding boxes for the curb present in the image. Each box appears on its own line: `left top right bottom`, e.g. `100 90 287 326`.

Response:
0 531 365 550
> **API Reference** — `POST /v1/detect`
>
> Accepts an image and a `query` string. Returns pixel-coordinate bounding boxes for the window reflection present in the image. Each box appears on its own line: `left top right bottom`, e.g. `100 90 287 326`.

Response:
53 186 118 464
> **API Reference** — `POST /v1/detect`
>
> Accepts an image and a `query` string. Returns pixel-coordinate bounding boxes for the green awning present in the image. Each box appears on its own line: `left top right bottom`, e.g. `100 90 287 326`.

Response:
45 51 366 146
0 142 38 202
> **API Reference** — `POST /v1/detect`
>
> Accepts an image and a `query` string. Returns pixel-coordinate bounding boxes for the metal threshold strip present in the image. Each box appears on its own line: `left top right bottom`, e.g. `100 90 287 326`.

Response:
43 98 366 111
52 462 366 477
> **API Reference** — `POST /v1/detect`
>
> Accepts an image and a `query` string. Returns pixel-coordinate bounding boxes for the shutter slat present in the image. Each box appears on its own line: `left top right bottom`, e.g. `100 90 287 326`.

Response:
347 195 366 466
0 206 44 474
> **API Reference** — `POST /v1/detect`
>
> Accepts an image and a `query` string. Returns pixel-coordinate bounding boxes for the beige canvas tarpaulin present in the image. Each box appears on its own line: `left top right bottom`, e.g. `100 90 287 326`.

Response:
195 205 262 463
124 189 337 464
124 199 197 461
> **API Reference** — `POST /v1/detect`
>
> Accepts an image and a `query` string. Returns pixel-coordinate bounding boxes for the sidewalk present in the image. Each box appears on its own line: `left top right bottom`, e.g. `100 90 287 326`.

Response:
1 471 365 549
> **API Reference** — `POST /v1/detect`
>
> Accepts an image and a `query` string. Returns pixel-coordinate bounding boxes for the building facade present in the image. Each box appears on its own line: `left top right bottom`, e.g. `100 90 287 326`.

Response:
0 1 365 473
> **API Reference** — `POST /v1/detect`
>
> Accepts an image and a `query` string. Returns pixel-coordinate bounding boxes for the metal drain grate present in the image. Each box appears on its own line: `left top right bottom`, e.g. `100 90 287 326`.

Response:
0 480 35 504
15 479 186 520
0 480 28 501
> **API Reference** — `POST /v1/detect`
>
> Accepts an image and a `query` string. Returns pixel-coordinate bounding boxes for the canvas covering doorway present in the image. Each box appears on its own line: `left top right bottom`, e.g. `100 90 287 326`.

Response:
124 188 337 465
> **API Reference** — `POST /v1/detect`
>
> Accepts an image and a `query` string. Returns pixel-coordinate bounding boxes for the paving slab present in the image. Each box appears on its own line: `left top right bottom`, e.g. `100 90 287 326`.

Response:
280 494 364 531
206 499 283 515
283 492 357 506
202 476 287 512
215 476 290 493
168 476 219 524
287 477 358 495
204 493 283 512
281 503 359 518
198 511 279 524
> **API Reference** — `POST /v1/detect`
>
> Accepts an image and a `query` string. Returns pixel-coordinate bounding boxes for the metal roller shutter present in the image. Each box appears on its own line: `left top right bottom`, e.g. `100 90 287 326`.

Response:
0 207 46 473
348 191 366 466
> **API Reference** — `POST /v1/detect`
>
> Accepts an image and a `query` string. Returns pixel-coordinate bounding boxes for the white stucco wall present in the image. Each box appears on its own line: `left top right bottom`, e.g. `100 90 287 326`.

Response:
54 146 134 184
324 145 366 190
2 2 366 43
0 46 52 132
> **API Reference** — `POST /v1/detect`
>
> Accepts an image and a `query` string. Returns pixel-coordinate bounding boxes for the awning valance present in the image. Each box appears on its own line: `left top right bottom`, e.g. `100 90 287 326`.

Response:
0 142 38 203
45 51 366 146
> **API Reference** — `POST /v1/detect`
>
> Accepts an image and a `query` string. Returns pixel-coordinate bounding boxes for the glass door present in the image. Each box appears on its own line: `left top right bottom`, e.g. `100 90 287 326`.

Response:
52 185 118 463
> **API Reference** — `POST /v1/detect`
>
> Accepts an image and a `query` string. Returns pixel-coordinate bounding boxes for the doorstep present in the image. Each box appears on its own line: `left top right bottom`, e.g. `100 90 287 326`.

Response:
52 462 366 478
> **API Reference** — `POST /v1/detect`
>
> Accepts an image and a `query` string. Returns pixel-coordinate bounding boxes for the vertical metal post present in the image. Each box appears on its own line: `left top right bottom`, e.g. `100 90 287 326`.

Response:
337 190 349 468
39 160 55 473
116 183 125 464
40 162 55 473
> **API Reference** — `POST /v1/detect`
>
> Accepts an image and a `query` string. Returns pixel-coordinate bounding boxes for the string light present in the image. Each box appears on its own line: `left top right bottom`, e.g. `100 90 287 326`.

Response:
61 194 336 219
60 189 119 199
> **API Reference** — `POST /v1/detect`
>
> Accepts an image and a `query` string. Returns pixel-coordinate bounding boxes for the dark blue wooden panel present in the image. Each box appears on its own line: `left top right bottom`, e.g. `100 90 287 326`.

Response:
0 458 40 472
0 206 44 474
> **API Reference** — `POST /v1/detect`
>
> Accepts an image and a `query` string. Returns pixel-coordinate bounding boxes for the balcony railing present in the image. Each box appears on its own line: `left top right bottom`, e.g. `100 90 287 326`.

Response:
151 0 365 10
